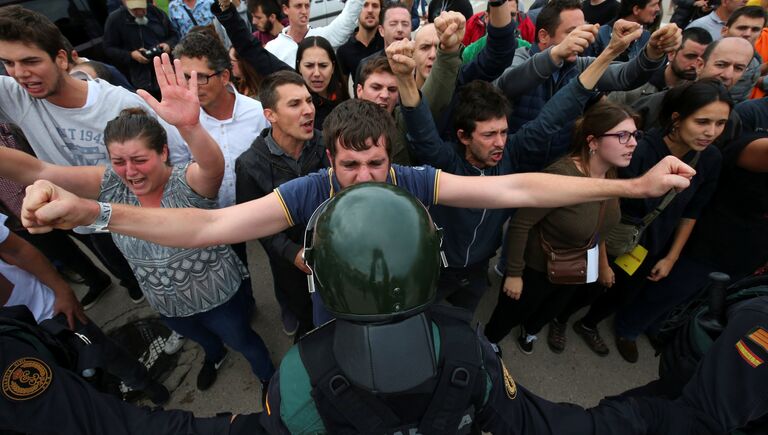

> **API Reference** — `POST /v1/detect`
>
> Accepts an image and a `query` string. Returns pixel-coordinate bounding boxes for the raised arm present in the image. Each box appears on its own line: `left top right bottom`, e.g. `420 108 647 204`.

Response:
314 0 365 48
213 0 293 76
456 1 517 85
389 40 463 170
138 54 225 199
0 147 103 199
21 180 290 248
494 24 598 99
436 155 696 209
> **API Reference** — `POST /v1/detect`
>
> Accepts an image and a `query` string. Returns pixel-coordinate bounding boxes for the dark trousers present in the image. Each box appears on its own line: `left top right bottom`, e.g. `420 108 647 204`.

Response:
435 259 491 314
161 280 275 382
577 254 660 330
16 229 110 287
614 256 715 340
72 232 140 291
45 313 151 390
268 255 313 339
484 267 584 343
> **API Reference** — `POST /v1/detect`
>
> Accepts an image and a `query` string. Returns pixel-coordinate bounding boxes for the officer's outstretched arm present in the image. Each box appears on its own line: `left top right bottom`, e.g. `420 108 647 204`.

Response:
21 180 291 248
437 156 695 209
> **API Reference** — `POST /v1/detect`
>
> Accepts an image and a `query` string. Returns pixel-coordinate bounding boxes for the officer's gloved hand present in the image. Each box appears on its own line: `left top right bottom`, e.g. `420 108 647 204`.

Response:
229 413 267 435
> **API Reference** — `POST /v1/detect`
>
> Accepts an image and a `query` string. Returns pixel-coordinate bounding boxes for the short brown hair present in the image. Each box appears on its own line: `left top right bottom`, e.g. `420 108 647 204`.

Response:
259 70 308 110
358 55 395 88
0 6 66 60
322 99 395 158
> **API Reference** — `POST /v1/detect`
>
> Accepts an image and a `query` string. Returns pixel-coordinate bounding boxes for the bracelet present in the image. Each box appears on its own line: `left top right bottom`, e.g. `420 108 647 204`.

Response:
86 202 112 232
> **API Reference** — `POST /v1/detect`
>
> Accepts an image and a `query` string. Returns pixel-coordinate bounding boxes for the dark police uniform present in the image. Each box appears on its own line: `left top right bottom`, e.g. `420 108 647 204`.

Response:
0 306 261 435
258 307 718 435
677 295 768 433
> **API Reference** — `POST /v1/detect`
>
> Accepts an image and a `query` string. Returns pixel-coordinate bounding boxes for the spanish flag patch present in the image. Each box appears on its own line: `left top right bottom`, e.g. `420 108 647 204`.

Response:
747 327 768 354
736 340 763 368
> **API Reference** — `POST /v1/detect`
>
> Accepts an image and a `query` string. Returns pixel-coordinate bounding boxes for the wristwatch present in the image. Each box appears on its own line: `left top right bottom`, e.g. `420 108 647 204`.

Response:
85 201 112 232
488 0 506 7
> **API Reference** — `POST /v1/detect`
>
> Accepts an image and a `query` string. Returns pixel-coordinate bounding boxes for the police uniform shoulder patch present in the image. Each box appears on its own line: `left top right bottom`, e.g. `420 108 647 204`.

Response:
499 359 517 400
747 327 768 354
736 340 764 368
2 357 53 401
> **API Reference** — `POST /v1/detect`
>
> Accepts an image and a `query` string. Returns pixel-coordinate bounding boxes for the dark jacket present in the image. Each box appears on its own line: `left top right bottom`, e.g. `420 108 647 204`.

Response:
403 77 596 267
103 6 178 92
211 2 292 77
235 129 329 263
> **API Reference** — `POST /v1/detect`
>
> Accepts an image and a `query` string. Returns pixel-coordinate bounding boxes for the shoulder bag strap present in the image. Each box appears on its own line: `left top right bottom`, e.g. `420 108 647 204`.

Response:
638 152 701 230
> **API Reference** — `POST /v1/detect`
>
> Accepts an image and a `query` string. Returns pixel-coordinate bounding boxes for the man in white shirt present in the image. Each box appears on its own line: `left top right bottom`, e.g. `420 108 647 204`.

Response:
262 0 365 66
0 5 191 306
174 31 270 208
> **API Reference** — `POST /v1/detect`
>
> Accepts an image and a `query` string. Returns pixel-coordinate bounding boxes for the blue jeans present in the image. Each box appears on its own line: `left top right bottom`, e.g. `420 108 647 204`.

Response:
162 280 274 381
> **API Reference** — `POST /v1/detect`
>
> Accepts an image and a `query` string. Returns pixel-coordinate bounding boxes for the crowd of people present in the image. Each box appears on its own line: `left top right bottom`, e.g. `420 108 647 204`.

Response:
1 0 767 431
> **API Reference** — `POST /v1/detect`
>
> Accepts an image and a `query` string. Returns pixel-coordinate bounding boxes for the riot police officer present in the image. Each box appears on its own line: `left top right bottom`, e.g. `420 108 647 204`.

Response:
257 183 721 435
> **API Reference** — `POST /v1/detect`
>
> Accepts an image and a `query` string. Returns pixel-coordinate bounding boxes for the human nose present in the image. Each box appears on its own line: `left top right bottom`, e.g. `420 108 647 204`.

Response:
356 166 373 182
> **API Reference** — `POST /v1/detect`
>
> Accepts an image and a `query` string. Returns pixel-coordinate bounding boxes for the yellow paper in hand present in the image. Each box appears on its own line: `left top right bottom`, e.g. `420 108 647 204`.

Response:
614 245 648 276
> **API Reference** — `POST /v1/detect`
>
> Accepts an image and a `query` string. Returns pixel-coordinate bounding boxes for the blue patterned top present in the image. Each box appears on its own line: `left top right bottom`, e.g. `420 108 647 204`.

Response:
99 163 248 317
168 0 216 37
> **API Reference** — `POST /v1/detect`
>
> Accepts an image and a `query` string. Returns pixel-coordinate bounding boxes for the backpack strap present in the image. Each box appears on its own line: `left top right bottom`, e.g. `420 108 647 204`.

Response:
418 307 485 435
299 322 402 434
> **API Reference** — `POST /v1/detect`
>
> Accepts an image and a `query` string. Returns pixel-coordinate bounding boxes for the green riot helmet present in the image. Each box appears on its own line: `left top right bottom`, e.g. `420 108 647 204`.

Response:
303 183 444 322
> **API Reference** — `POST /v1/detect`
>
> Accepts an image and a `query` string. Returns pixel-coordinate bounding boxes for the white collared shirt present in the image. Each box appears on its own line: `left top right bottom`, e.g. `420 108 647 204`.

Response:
199 84 269 207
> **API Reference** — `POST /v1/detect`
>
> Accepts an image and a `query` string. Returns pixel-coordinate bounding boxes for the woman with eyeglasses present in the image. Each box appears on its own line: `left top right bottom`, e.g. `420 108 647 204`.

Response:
483 100 639 355
0 55 275 392
561 79 731 363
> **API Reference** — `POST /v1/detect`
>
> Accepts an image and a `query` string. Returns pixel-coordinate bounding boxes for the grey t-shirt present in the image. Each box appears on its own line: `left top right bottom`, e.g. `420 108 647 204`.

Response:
0 75 191 166
99 164 247 317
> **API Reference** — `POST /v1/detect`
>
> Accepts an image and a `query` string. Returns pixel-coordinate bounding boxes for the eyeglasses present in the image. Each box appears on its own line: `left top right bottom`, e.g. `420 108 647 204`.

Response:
599 130 644 144
183 71 223 85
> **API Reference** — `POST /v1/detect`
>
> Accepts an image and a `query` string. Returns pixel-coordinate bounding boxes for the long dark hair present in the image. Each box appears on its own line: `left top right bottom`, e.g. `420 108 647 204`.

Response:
660 79 733 136
295 36 349 101
571 100 639 178
230 47 263 99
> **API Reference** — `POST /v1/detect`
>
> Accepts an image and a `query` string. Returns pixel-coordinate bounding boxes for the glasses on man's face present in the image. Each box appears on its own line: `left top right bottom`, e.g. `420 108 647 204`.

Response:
183 71 222 85
599 130 644 144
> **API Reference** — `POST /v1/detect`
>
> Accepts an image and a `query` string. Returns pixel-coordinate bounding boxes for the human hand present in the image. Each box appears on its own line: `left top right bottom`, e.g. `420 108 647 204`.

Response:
131 50 150 64
550 24 599 63
633 155 695 197
294 249 311 274
648 257 676 281
386 39 417 77
598 263 615 288
645 24 682 60
158 43 171 54
137 53 201 129
219 0 232 10
605 19 644 56
21 180 101 234
53 288 87 330
503 276 523 300
693 0 707 7
434 11 466 53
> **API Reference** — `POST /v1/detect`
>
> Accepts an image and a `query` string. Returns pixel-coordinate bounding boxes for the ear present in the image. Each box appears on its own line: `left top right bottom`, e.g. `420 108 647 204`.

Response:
264 107 278 124
282 3 290 15
325 148 334 166
356 83 364 96
456 129 472 147
221 68 231 84
55 49 69 71
670 112 681 130
695 57 704 74
667 50 675 62
537 29 550 46
632 5 641 16
162 144 170 164
720 26 728 38
586 134 597 147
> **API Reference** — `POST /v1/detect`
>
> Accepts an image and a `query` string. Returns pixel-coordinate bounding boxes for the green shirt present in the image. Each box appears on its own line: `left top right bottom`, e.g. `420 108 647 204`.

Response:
462 35 530 65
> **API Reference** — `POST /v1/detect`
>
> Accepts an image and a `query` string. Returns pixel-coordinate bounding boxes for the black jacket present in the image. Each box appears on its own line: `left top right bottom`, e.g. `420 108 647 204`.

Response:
103 6 178 91
235 129 329 263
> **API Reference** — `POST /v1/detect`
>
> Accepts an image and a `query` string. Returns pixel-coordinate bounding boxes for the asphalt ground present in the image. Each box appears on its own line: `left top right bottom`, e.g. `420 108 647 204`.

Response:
81 240 660 417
